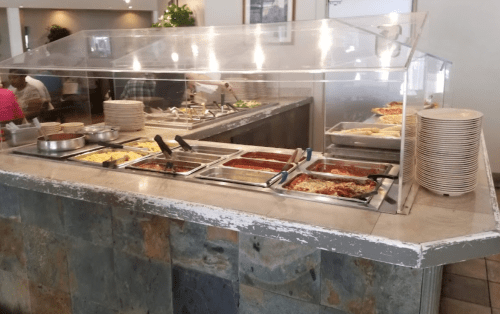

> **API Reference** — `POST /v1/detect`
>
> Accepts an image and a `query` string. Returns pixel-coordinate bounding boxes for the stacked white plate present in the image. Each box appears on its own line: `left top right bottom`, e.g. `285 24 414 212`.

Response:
104 100 145 131
416 108 483 196
40 122 61 135
61 122 84 133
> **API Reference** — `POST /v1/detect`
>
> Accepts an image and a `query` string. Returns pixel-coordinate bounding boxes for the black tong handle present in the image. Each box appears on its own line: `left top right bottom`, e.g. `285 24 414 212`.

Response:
154 135 173 156
175 135 192 152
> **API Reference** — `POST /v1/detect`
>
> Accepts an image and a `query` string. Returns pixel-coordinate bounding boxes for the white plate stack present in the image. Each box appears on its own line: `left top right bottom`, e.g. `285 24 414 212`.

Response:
40 122 61 135
416 108 483 196
103 100 145 131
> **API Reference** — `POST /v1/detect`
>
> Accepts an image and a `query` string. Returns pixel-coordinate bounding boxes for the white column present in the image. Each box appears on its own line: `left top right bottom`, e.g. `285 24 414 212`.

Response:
6 8 23 57
152 10 159 24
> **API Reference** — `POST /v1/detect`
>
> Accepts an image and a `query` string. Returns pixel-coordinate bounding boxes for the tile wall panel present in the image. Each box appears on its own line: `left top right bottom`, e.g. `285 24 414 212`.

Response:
170 219 239 282
172 265 239 314
239 233 321 304
0 184 21 221
0 218 26 278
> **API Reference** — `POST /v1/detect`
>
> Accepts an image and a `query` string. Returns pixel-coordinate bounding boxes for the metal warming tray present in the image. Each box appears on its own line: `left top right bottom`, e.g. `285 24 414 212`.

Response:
188 145 241 156
156 151 224 165
272 172 395 210
240 151 306 164
127 158 205 176
196 167 282 188
221 158 297 174
2 124 39 147
305 158 397 180
69 148 152 168
122 138 179 153
326 122 401 150
13 135 141 159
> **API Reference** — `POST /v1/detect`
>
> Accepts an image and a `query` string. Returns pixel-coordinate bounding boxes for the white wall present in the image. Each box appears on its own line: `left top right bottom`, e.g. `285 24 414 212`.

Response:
416 0 500 173
0 0 156 11
21 8 152 49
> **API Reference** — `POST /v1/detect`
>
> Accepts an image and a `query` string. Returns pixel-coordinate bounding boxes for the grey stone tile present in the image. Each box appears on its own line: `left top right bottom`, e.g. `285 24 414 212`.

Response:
170 219 239 282
239 284 319 314
68 238 119 310
0 218 26 278
0 184 21 221
320 305 348 314
112 207 170 263
72 296 120 314
172 265 239 314
321 251 423 314
19 189 65 235
29 281 72 314
114 250 172 314
0 269 31 314
63 197 112 247
23 224 70 293
239 233 321 304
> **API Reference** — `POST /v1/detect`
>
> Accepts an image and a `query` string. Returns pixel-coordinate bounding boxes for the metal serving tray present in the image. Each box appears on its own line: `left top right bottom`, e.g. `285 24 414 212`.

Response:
326 122 401 150
122 138 179 152
272 172 395 210
196 167 281 188
13 135 141 159
2 124 39 147
127 158 204 176
156 151 224 165
188 145 241 156
221 158 296 174
69 148 152 168
240 151 306 164
305 158 395 180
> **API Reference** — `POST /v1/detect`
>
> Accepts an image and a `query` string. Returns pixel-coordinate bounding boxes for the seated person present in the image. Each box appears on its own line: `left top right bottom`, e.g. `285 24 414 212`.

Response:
7 69 44 115
0 89 25 124
120 74 156 100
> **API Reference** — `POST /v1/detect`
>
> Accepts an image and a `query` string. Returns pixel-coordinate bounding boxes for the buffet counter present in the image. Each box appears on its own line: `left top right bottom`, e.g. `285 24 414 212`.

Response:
0 102 498 314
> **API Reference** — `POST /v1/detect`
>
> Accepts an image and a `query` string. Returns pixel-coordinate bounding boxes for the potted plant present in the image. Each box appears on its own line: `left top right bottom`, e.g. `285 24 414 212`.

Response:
152 4 195 28
47 24 71 43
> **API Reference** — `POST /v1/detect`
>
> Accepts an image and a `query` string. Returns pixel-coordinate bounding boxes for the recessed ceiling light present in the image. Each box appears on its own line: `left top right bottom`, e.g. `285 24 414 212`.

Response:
129 6 132 9
124 0 130 3
19 5 24 8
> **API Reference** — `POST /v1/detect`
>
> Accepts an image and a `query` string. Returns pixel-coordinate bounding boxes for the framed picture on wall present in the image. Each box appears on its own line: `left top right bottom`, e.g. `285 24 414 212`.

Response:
244 0 295 24
88 35 112 58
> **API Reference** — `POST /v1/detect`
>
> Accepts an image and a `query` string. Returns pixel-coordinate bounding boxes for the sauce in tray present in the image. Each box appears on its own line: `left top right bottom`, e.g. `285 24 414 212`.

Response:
223 159 283 173
136 162 191 173
285 174 376 198
241 152 300 163
309 163 382 177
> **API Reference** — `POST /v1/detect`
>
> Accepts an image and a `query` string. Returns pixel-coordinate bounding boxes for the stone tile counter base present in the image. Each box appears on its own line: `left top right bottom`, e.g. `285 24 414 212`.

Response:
0 184 433 314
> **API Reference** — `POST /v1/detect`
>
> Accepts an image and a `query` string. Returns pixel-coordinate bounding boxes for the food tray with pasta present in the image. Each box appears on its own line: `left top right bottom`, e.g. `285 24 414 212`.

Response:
326 122 402 150
69 148 152 168
271 171 395 210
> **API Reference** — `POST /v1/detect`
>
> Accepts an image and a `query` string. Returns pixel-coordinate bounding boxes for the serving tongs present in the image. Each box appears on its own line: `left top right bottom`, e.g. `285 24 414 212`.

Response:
154 135 176 173
174 135 192 152
103 155 129 169
352 174 398 201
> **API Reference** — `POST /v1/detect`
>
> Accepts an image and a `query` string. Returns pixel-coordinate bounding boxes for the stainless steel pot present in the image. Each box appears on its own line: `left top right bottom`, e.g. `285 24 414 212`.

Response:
37 134 86 152
79 126 119 142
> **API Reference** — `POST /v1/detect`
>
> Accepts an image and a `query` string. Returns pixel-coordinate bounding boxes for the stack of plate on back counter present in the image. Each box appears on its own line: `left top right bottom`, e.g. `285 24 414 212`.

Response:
39 122 61 135
416 108 483 196
103 100 145 131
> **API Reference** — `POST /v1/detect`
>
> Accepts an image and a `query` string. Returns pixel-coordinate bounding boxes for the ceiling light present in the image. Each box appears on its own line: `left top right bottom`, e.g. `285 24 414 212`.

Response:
129 6 133 9
124 0 130 3
19 5 24 8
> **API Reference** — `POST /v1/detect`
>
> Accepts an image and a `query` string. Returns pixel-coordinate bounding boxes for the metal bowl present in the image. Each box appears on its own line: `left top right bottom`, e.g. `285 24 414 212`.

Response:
37 133 86 152
79 126 119 142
